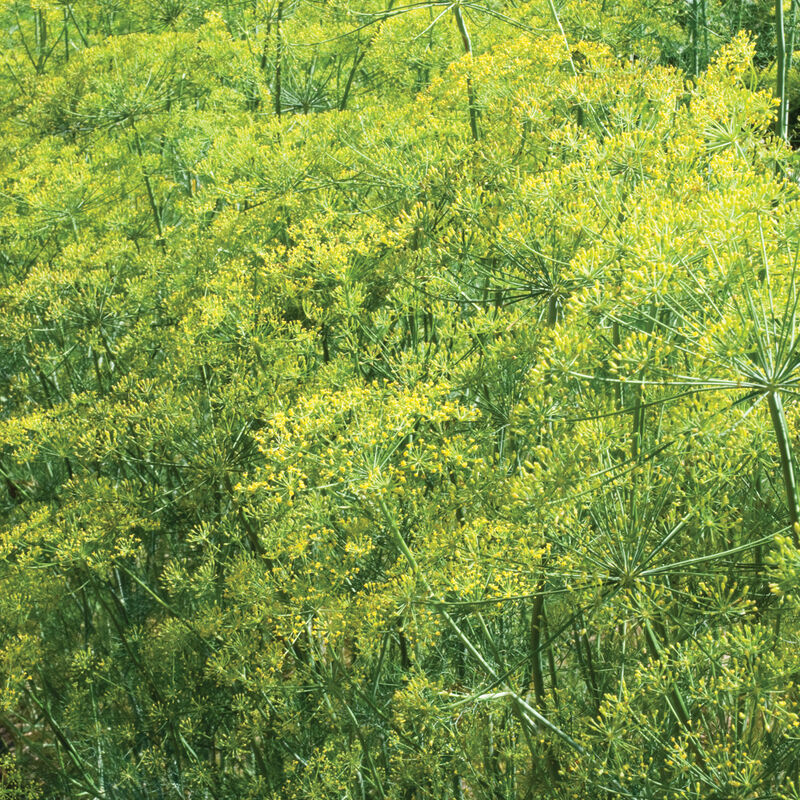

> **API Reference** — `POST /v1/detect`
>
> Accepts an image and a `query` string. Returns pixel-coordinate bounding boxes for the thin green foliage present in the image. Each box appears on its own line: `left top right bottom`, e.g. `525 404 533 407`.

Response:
1 2 800 799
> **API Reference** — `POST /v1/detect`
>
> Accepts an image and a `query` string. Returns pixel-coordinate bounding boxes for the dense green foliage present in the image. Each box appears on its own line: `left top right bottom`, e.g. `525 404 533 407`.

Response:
4 1 800 798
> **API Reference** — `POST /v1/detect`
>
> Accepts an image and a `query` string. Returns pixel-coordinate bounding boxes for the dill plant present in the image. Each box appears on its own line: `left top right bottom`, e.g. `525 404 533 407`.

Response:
1 2 800 799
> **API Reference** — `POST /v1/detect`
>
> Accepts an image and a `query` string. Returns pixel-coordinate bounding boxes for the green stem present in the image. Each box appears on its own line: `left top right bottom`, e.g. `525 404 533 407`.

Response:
35 10 47 73
274 0 284 117
543 609 559 708
701 0 708 69
339 45 365 111
63 8 69 62
67 5 89 47
453 4 479 141
133 129 166 251
530 591 547 707
788 0 798 141
528 570 561 780
768 390 800 543
546 0 576 76
777 0 789 139
14 10 37 71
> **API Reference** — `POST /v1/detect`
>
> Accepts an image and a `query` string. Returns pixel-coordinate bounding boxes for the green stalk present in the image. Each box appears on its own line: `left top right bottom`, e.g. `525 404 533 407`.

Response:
133 128 166 251
529 591 547 707
275 0 284 117
546 0 576 76
767 390 800 543
339 45 365 111
528 290 562 778
529 559 560 779
777 0 789 140
67 5 89 47
631 380 644 461
543 609 559 708
14 10 37 71
788 0 798 141
339 0 394 111
453 4 479 141
63 7 69 62
701 0 709 71
35 9 47 73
